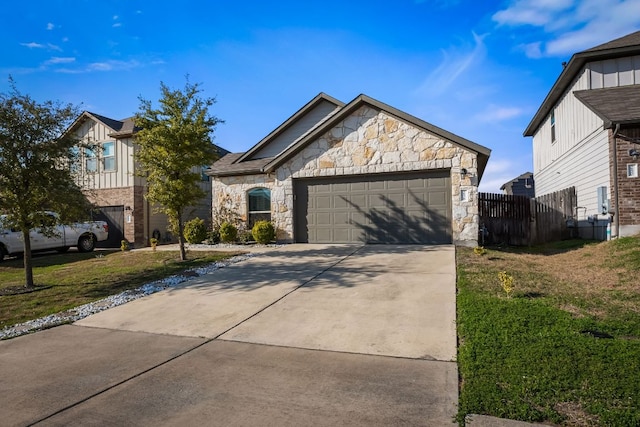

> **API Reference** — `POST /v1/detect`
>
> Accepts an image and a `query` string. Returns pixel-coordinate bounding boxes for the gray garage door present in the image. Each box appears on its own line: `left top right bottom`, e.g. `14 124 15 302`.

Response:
294 171 452 244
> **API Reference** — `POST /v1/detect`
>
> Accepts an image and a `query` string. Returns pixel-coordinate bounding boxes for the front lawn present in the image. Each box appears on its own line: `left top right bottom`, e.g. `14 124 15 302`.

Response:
0 249 241 328
457 238 640 426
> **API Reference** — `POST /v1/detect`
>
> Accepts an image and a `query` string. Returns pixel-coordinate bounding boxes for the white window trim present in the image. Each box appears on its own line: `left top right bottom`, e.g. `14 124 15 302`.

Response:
627 163 638 178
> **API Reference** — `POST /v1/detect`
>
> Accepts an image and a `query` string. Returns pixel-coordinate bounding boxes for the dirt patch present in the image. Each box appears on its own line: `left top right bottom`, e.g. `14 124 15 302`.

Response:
0 285 53 296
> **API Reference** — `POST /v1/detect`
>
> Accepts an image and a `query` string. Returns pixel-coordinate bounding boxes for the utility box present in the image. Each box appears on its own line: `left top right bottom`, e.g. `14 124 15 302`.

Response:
597 186 609 215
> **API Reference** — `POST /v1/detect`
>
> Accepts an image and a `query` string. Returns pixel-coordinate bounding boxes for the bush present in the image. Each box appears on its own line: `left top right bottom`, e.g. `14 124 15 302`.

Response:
206 229 220 245
252 220 275 244
184 217 208 244
219 221 238 243
239 230 254 244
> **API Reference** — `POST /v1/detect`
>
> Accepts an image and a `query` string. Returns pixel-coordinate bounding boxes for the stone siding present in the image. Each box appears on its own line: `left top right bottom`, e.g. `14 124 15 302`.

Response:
212 106 480 245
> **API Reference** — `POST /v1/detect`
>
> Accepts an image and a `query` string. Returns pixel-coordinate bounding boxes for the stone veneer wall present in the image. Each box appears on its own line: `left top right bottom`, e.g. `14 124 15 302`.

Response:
610 127 640 236
212 106 480 245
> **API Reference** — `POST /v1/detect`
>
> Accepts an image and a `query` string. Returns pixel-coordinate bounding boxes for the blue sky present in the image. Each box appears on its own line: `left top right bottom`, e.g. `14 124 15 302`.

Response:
2 0 640 192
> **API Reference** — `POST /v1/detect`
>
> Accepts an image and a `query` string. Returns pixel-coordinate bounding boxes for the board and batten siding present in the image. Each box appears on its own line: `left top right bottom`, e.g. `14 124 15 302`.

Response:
588 55 640 88
249 100 340 159
533 68 604 173
535 128 610 220
76 119 140 189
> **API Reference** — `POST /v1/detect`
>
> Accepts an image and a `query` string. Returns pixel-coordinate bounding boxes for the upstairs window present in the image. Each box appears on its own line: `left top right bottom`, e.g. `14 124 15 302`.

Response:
550 111 556 143
103 141 116 171
247 188 271 226
85 148 97 173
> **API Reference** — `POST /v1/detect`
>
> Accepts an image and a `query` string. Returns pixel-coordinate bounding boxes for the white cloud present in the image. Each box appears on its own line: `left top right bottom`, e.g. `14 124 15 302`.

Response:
113 15 119 20
493 0 640 57
416 32 487 97
493 0 573 27
474 105 524 122
20 42 45 49
113 23 122 28
44 57 76 65
520 42 542 59
46 22 54 30
56 59 140 73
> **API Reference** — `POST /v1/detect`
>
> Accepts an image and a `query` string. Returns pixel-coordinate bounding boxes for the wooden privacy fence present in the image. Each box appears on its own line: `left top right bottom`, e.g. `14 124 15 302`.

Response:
478 187 577 246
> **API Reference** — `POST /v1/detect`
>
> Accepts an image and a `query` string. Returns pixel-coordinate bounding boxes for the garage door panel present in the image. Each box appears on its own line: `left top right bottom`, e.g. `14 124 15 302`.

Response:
294 172 452 244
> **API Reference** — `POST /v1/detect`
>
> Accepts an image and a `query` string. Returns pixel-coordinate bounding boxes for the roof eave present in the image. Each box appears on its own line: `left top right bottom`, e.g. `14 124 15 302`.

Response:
524 45 640 137
235 92 345 164
262 94 491 180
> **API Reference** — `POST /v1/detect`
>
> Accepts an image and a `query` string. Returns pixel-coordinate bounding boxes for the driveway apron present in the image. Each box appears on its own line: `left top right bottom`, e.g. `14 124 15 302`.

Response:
2 244 459 426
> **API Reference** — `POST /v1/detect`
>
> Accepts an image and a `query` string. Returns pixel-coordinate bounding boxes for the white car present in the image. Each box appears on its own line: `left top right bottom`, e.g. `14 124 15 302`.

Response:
0 212 109 261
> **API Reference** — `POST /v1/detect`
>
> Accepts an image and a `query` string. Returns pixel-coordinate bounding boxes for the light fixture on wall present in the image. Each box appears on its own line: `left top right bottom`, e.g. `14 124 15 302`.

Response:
629 149 640 160
125 206 132 211
460 168 468 178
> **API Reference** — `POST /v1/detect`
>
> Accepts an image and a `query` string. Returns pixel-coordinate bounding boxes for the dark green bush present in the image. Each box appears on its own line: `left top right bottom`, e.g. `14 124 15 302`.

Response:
206 229 220 245
239 230 254 244
251 220 275 244
219 221 238 243
184 217 208 244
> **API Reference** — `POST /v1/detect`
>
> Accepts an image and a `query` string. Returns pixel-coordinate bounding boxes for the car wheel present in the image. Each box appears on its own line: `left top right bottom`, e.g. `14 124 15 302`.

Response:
77 235 95 252
0 245 6 262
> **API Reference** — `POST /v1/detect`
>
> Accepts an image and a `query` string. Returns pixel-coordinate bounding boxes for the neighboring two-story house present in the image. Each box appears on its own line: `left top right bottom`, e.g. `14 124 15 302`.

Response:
524 30 640 239
67 111 225 247
500 172 535 198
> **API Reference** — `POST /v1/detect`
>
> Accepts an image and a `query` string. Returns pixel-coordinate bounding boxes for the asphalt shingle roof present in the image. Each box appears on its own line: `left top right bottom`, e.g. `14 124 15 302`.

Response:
574 85 640 128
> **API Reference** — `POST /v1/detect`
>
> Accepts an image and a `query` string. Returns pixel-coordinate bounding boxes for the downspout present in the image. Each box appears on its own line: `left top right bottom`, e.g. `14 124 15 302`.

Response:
612 123 620 239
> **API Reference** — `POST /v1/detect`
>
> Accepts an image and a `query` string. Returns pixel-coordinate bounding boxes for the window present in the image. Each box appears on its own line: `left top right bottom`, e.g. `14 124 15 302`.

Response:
85 148 97 173
201 166 210 182
247 188 271 226
103 141 115 171
550 110 556 143
460 189 469 202
627 164 639 178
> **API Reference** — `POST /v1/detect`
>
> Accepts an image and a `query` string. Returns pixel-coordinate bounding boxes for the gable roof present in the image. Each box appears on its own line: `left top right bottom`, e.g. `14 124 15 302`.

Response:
500 171 533 191
574 85 640 129
524 30 640 137
209 93 491 179
65 111 229 156
236 93 344 163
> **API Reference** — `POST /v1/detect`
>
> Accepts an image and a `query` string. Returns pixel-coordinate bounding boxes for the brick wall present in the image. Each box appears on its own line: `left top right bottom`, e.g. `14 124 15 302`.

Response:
84 186 142 245
610 126 640 227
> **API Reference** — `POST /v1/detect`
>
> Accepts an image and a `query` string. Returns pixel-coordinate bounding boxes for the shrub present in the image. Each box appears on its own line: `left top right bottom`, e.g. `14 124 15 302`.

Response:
239 230 254 244
219 221 238 243
150 237 158 251
252 220 275 244
184 217 208 244
206 229 220 245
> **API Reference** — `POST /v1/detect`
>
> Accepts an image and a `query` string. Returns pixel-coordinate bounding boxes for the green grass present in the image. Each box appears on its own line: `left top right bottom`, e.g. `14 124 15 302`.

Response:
0 249 241 328
457 238 640 426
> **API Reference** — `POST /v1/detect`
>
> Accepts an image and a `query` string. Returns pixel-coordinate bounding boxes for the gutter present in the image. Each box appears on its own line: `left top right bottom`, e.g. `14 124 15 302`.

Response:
612 123 621 238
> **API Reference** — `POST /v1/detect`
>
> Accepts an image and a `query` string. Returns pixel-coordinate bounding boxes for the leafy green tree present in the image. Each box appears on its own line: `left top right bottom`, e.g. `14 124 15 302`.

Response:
134 78 222 261
0 79 92 288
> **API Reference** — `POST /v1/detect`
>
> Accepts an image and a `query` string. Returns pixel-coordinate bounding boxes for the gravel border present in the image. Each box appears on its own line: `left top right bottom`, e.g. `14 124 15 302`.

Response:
0 253 256 340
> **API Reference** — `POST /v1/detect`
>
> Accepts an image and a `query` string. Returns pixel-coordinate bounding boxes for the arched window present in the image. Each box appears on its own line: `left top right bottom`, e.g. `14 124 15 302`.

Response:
247 188 271 226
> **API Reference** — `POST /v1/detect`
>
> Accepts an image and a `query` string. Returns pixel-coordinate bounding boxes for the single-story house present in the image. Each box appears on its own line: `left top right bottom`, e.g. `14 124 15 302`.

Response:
207 93 491 246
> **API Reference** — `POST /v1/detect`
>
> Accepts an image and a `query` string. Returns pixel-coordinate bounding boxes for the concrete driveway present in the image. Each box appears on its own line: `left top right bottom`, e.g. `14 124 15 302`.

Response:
0 244 458 426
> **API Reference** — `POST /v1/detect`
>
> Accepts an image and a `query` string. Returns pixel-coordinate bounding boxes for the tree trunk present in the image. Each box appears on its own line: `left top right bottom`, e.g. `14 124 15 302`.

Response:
22 229 34 288
177 216 186 261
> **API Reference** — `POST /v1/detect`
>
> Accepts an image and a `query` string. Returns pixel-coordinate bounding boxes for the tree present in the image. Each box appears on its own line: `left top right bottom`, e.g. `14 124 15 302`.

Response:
0 79 92 288
134 78 222 261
